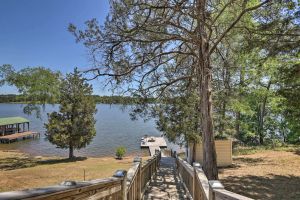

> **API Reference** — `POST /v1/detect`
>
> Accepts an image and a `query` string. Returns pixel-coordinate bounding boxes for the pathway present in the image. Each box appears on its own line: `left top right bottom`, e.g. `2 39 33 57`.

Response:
143 156 191 200
149 146 161 156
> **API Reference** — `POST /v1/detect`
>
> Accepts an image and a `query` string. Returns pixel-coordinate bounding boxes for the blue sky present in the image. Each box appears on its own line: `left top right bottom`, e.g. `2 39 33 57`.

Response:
0 0 110 95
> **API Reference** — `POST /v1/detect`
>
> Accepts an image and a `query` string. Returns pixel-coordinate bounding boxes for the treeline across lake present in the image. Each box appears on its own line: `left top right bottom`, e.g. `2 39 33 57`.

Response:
0 94 155 104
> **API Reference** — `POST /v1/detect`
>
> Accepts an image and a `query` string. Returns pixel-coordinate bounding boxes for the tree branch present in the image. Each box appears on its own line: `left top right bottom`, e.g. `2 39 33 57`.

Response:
209 0 270 55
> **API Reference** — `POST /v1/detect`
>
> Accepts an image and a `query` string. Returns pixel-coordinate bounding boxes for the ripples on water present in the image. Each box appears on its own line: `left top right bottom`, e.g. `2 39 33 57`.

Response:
0 104 165 157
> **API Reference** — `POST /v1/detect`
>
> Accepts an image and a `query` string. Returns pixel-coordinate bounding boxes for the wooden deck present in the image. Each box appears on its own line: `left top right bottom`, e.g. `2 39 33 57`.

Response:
0 131 40 143
143 156 191 199
141 136 167 156
149 146 161 156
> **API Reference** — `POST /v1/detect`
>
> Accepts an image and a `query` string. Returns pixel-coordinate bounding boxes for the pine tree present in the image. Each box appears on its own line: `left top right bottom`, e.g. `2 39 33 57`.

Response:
45 68 96 159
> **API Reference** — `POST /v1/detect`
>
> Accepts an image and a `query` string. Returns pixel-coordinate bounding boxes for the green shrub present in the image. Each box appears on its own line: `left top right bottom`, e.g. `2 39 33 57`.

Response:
115 146 126 159
265 138 284 149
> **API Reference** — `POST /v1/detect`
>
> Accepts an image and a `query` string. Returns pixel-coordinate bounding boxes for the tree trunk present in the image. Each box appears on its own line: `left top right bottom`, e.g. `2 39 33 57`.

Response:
258 98 268 145
220 62 230 136
192 142 197 164
257 80 272 145
69 144 74 159
235 111 240 137
258 104 264 145
200 64 218 180
282 131 286 143
220 101 226 135
196 0 218 180
196 41 218 180
236 67 243 139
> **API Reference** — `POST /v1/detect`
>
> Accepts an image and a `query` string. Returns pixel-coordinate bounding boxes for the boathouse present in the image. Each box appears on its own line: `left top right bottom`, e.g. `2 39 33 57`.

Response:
0 116 39 143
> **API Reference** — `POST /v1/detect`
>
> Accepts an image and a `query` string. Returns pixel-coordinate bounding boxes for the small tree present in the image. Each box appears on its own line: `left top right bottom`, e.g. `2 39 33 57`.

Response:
115 146 126 160
45 68 96 159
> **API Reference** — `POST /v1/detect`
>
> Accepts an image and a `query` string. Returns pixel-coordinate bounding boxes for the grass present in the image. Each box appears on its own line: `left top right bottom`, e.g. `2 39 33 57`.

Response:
232 144 299 156
0 150 149 192
219 146 300 200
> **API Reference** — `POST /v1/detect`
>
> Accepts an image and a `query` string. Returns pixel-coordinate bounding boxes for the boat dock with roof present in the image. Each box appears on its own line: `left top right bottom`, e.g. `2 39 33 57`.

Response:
140 136 167 156
0 117 40 143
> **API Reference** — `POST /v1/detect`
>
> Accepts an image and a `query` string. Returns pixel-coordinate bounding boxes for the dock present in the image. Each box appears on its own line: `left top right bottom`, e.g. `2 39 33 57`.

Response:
0 131 40 143
141 136 167 156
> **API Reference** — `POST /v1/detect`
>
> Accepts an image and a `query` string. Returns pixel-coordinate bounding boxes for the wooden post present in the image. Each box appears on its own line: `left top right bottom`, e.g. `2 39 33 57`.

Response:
193 162 201 199
209 180 224 200
113 170 127 200
134 157 142 200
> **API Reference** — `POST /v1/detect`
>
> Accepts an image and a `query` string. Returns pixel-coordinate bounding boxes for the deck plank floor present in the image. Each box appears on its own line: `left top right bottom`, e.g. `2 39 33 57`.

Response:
0 131 39 143
143 156 191 200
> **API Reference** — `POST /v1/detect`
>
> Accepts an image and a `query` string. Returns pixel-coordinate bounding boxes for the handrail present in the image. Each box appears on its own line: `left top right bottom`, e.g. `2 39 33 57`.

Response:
175 153 252 200
140 152 161 194
176 157 194 197
194 166 209 200
126 161 141 200
209 181 253 200
178 157 194 176
127 162 140 191
126 151 161 200
215 189 253 200
0 176 125 200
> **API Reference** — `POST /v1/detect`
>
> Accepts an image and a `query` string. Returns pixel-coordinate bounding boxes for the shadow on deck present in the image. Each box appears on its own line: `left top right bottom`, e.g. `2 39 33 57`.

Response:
143 157 191 200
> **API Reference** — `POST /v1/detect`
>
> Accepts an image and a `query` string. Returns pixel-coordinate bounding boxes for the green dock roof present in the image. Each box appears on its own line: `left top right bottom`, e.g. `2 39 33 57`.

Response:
0 117 30 126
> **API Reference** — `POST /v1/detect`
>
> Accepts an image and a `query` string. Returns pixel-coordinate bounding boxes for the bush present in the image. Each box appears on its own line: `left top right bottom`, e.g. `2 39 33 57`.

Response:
265 138 284 149
116 146 126 159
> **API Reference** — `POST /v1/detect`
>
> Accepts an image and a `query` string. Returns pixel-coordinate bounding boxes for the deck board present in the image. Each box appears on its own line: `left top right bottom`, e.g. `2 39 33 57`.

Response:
0 131 40 143
143 156 191 200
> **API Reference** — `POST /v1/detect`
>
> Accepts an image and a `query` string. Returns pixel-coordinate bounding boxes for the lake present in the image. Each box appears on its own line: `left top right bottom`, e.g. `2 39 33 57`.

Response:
0 103 174 157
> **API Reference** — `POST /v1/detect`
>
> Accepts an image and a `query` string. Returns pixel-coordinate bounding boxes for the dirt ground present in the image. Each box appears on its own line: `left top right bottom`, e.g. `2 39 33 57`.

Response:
1 148 299 199
219 149 300 200
0 150 148 192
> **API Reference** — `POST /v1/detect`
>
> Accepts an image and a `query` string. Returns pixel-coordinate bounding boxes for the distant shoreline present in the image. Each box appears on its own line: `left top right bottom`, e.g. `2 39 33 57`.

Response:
0 94 156 104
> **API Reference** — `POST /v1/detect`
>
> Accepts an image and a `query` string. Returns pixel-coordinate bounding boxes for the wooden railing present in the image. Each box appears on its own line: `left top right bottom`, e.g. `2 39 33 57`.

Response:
0 176 126 200
175 155 253 200
127 151 161 199
209 180 253 200
0 152 161 200
194 164 210 200
127 158 141 200
176 157 194 197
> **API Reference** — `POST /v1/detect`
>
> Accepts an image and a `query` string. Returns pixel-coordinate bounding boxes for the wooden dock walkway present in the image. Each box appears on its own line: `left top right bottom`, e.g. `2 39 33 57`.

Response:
149 146 161 156
141 136 167 156
143 156 191 200
0 131 40 143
